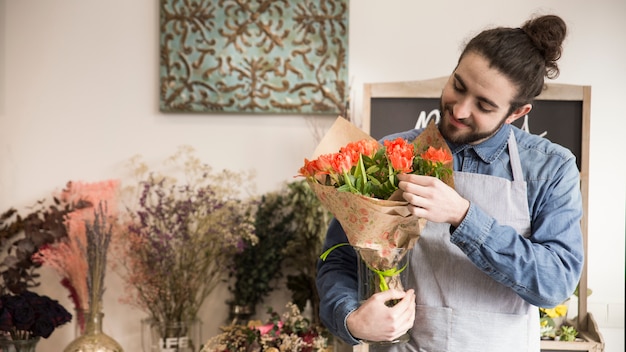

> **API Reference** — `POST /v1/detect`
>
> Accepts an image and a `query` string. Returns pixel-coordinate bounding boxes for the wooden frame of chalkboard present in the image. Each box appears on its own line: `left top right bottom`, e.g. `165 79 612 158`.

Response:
362 77 602 351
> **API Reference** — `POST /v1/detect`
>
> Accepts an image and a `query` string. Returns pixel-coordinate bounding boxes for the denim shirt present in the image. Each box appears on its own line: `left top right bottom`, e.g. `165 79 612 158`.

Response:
316 123 584 345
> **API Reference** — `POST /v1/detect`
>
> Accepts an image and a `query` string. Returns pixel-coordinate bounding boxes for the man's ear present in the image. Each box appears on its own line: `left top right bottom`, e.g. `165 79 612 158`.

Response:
505 104 532 124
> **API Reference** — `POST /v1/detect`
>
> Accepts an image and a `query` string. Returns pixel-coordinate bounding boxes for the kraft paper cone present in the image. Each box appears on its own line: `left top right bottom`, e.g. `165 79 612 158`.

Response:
309 181 427 252
309 116 453 281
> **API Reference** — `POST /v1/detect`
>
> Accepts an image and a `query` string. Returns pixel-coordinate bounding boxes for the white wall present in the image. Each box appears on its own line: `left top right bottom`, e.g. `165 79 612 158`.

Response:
1 1 624 351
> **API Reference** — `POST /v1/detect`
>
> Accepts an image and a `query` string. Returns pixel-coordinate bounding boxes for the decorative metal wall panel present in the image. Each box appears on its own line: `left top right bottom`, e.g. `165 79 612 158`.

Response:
159 0 349 114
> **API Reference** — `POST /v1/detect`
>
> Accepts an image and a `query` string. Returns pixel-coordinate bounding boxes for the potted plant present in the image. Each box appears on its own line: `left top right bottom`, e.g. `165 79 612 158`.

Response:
281 180 333 327
227 189 293 324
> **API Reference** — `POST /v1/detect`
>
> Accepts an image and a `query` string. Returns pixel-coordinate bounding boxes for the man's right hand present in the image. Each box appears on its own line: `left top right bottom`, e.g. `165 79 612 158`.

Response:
346 289 416 342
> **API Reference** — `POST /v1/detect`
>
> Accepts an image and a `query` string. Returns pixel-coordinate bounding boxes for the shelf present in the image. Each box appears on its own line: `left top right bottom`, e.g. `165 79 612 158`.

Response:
540 313 605 352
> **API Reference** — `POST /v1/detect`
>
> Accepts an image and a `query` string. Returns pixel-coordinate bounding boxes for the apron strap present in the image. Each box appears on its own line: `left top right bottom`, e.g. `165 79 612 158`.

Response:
507 131 524 182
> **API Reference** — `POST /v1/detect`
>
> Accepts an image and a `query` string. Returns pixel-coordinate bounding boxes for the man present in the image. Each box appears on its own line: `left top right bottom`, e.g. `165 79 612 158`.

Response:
316 14 584 352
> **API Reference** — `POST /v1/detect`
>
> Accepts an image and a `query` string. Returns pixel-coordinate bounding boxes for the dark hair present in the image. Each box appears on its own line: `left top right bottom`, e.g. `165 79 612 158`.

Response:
459 15 567 111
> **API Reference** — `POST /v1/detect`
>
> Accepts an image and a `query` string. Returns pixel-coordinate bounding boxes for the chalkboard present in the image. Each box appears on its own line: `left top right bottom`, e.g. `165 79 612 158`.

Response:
369 97 584 170
362 76 592 331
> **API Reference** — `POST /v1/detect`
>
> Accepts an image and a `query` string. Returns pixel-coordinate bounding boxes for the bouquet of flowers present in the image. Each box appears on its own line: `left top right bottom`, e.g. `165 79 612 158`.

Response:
201 302 329 352
298 117 454 294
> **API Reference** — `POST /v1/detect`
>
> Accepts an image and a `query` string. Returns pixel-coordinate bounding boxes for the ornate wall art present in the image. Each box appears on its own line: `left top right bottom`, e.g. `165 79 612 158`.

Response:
159 0 349 115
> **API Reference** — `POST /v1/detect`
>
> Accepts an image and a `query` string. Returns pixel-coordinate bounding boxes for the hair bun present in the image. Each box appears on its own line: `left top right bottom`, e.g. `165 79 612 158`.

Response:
522 15 567 79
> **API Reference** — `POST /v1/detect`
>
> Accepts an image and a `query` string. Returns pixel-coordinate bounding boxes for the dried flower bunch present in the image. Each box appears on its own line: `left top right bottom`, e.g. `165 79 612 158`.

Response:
202 302 329 352
114 145 257 324
84 202 115 315
34 180 120 335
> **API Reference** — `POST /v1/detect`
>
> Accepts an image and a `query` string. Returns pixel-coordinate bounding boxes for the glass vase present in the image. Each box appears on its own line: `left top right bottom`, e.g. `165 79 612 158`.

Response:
0 337 40 352
63 310 124 352
228 303 255 325
141 318 202 352
355 246 411 346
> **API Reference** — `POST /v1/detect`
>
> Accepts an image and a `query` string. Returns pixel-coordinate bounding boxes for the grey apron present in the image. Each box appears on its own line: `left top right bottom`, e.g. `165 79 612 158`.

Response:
401 132 539 352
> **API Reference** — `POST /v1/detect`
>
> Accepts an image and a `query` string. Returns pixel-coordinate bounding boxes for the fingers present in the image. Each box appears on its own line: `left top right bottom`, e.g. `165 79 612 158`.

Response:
397 173 437 187
397 173 469 225
374 289 410 302
397 174 436 203
347 289 416 342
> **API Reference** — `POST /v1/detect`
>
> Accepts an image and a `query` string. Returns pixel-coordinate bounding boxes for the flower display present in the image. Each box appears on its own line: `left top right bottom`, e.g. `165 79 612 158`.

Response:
0 290 72 340
540 304 568 320
113 145 257 325
539 302 578 340
0 184 87 343
298 117 454 295
201 302 329 352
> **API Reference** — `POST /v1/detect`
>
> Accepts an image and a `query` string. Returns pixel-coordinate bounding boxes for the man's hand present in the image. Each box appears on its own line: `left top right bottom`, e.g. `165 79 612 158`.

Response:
397 174 469 227
346 289 415 342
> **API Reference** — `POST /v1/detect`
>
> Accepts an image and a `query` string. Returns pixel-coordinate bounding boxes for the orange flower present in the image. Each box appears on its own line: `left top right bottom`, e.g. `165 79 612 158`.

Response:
421 146 453 164
298 158 318 178
331 152 356 174
341 139 379 163
297 136 453 200
384 138 414 173
315 154 336 174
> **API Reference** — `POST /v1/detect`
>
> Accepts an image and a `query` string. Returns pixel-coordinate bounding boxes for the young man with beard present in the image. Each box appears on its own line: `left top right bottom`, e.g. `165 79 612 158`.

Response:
316 14 584 352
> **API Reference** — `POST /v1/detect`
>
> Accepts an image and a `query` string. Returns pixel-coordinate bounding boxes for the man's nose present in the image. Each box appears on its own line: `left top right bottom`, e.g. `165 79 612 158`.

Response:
453 97 472 119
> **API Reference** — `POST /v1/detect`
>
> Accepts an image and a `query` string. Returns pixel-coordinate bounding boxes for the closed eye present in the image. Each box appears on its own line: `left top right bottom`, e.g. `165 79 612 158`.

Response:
453 74 499 113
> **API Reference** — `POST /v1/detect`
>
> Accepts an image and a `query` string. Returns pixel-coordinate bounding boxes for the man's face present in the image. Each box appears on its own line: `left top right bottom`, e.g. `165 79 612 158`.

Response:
439 52 526 145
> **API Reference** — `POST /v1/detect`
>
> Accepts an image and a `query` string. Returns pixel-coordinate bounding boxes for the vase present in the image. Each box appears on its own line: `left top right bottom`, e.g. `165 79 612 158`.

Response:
355 246 411 346
228 303 255 325
0 337 40 352
74 308 88 338
63 310 124 352
141 318 202 352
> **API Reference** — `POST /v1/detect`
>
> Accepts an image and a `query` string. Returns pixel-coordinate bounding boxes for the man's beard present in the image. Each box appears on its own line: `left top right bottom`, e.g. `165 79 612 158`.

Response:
438 102 507 145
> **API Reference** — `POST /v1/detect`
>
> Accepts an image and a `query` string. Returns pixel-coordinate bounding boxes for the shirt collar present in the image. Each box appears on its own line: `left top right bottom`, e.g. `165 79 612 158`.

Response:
446 123 511 164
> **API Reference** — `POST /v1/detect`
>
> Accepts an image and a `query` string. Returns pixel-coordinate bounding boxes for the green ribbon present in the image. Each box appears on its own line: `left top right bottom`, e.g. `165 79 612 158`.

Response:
320 243 408 292
369 261 408 292
319 242 349 261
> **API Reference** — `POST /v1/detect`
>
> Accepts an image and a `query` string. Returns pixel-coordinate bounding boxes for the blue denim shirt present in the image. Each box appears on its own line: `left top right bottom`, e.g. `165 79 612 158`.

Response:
316 123 584 345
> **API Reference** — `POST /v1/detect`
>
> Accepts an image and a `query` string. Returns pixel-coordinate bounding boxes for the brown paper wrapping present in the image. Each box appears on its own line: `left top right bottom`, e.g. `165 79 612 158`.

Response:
309 116 453 290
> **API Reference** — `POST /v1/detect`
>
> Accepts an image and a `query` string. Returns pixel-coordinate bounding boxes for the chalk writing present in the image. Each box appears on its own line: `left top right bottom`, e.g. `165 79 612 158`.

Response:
159 336 189 352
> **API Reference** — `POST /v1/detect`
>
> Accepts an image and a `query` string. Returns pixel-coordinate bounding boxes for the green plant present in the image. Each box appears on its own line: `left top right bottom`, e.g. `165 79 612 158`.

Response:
558 325 578 341
282 180 333 326
0 189 89 295
227 190 293 312
574 284 593 298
